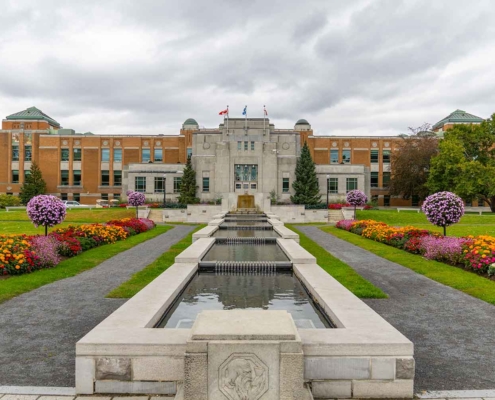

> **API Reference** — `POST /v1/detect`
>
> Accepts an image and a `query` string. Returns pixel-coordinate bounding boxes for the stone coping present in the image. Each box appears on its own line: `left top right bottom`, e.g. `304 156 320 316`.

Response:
268 218 284 226
191 225 218 241
277 238 316 264
190 310 297 341
174 238 215 263
273 225 299 241
207 218 223 226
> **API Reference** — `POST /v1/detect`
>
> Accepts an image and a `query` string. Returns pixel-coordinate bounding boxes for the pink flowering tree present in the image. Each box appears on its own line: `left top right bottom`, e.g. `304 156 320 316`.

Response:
346 190 367 220
27 195 66 236
128 191 146 218
422 191 464 236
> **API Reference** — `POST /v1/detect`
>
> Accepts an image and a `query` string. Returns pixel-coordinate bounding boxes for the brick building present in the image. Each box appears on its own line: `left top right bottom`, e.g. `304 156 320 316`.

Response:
0 106 485 207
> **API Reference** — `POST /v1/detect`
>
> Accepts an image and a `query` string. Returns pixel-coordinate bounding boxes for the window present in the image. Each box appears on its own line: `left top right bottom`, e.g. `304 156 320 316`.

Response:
384 195 390 206
328 178 338 194
114 170 122 186
101 170 110 186
142 148 151 162
237 141 242 151
61 170 69 186
101 148 110 162
154 177 165 193
73 170 81 186
370 149 379 163
234 164 258 182
465 198 472 207
174 177 182 193
244 141 248 151
282 178 290 193
478 197 485 207
330 149 339 164
251 141 255 151
61 193 68 201
371 195 378 203
24 170 31 180
342 149 351 164
73 148 82 161
383 150 390 164
154 148 163 162
235 183 241 189
203 177 210 192
61 148 70 161
73 193 80 202
412 195 420 207
24 145 32 161
382 172 390 187
251 183 257 189
12 145 19 161
135 176 146 192
346 177 357 192
371 172 379 188
187 148 192 158
12 170 19 183
101 193 109 200
113 148 122 162
113 193 120 201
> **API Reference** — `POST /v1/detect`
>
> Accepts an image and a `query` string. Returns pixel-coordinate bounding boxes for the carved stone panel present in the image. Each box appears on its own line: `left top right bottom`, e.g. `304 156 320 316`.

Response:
219 353 268 400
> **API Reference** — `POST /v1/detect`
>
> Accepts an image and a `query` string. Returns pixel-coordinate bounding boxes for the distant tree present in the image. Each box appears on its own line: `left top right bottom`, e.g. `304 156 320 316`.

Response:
19 162 47 205
427 114 495 212
178 156 199 204
291 142 321 205
388 124 438 201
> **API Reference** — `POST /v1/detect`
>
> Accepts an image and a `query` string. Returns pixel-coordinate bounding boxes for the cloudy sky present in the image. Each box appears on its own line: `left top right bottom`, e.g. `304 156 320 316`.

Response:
1 0 494 136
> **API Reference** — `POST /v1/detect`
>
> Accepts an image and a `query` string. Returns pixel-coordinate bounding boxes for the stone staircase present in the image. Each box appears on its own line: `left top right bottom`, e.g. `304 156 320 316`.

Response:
147 208 162 222
328 209 345 223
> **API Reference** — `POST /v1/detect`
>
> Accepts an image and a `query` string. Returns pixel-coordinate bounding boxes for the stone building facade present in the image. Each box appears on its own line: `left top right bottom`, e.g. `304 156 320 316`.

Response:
0 106 485 207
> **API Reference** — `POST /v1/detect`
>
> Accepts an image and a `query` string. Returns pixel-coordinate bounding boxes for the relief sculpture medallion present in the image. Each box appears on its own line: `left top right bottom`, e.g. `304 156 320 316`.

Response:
219 353 269 400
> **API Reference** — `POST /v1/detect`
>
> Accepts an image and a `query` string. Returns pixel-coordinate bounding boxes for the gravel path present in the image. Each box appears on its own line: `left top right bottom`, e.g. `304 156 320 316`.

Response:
298 225 495 392
0 225 195 387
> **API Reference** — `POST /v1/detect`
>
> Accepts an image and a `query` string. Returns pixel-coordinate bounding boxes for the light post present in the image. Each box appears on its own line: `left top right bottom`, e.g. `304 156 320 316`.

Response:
163 174 167 208
326 174 330 208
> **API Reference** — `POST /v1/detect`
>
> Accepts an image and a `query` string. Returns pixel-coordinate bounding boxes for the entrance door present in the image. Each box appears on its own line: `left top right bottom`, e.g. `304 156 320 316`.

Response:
234 164 258 193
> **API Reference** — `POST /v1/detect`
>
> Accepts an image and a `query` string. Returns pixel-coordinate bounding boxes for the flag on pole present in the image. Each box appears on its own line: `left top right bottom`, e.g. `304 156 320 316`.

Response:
219 108 228 116
242 105 247 116
264 106 268 116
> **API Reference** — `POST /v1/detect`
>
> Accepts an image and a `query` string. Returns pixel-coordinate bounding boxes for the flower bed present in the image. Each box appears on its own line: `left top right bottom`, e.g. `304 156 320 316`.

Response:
335 219 495 277
0 218 155 276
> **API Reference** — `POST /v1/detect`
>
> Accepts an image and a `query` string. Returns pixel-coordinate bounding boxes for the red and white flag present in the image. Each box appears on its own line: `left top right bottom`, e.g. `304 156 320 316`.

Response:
219 108 228 116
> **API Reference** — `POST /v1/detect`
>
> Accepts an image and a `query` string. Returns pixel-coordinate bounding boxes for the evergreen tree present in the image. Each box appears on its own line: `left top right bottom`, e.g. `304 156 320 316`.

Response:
20 162 47 205
178 155 199 204
291 142 321 205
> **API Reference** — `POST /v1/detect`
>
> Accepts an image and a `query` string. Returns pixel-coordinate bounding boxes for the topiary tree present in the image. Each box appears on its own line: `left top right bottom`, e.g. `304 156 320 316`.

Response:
178 155 199 205
128 191 146 218
291 142 321 205
20 161 47 205
27 195 66 236
422 191 464 236
346 190 367 219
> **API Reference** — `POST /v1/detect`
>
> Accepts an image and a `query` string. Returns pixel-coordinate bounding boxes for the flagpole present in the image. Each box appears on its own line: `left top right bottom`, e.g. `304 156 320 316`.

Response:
263 105 266 135
226 105 229 135
245 105 247 133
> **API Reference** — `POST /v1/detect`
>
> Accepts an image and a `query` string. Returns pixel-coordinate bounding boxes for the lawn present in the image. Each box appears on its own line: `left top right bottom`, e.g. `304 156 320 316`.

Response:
107 225 205 298
0 225 173 304
0 208 135 235
357 209 495 237
324 225 495 305
286 224 387 299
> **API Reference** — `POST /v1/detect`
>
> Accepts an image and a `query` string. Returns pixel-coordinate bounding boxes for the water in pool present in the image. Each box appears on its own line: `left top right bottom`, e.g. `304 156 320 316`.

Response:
156 271 331 329
202 243 289 262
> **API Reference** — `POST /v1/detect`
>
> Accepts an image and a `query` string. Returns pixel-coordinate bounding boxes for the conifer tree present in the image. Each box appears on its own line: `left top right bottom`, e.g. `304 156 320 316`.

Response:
178 155 199 204
20 161 47 205
291 142 321 205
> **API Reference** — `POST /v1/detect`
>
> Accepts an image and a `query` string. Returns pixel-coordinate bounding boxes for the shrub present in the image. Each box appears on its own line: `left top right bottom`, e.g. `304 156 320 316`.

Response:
0 235 39 275
27 195 66 235
30 236 61 268
0 194 22 209
422 191 464 236
419 236 468 265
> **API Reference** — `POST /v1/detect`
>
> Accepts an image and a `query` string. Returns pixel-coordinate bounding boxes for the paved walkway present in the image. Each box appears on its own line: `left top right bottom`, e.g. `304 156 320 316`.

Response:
0 225 195 388
298 226 495 393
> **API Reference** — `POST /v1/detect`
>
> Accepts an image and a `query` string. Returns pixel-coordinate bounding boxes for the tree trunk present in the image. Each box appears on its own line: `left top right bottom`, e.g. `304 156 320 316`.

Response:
136 206 138 219
45 225 48 236
443 225 446 237
354 205 356 220
489 196 495 213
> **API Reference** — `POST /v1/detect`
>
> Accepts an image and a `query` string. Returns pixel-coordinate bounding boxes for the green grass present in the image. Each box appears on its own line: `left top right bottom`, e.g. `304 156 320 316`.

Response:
107 225 206 298
358 210 495 236
286 224 387 299
324 226 495 305
0 225 173 304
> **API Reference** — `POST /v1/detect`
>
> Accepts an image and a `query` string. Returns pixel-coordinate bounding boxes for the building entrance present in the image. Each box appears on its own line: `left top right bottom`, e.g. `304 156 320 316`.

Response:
234 164 258 192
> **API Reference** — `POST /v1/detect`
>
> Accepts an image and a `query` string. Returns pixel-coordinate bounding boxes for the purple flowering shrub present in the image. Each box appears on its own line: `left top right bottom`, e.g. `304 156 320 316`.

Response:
422 191 464 235
27 195 66 235
128 192 146 206
336 220 355 231
419 236 469 265
346 190 367 206
30 236 61 268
